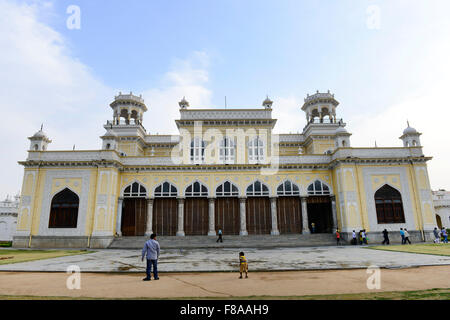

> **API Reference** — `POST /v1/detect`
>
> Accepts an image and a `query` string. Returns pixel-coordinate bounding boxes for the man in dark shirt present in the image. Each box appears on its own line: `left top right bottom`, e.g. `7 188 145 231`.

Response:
382 229 390 245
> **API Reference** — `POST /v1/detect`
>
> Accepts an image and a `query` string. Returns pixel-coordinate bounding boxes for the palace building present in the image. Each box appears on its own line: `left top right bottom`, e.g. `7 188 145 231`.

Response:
13 91 438 248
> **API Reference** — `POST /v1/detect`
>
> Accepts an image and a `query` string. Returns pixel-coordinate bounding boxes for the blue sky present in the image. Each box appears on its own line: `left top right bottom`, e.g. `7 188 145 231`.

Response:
1 0 450 198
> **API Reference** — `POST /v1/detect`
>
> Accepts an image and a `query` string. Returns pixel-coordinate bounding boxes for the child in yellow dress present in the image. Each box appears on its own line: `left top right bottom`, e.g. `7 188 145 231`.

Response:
239 251 248 279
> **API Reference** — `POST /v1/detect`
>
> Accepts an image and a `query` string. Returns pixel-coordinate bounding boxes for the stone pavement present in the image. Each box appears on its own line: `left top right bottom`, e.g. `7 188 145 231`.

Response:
1 246 450 273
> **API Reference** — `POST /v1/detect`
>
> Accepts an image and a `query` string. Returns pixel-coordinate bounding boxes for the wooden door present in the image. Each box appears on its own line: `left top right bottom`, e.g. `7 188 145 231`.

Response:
215 198 240 235
307 196 332 233
153 198 177 236
184 198 209 235
277 197 302 234
122 198 147 236
246 197 271 235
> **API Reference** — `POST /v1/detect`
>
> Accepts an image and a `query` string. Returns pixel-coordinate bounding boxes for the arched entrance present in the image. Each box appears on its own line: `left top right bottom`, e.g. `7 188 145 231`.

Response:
184 182 209 235
215 181 240 235
49 188 79 228
276 180 302 234
121 182 147 236
307 180 333 233
153 182 178 236
246 181 271 235
374 184 406 224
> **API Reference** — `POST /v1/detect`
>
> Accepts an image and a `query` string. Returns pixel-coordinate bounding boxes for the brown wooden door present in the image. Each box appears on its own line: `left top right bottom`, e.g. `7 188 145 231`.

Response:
122 198 147 236
277 197 302 234
184 198 209 235
153 198 177 236
215 198 240 235
307 196 332 233
246 197 271 235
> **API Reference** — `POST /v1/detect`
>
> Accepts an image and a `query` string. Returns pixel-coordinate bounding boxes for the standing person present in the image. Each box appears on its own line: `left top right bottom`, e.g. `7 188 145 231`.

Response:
400 228 405 244
382 229 390 245
404 228 411 244
358 230 362 245
361 229 367 245
141 233 160 281
216 228 223 243
441 228 448 243
433 227 441 244
336 229 341 246
311 222 316 234
239 252 248 279
352 230 357 245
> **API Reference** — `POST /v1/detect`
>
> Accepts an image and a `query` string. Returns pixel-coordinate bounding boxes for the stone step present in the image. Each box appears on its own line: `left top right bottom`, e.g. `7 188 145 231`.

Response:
109 234 341 249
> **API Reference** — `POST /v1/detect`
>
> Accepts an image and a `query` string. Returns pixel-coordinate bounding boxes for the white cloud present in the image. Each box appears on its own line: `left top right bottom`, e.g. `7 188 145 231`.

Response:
0 1 213 198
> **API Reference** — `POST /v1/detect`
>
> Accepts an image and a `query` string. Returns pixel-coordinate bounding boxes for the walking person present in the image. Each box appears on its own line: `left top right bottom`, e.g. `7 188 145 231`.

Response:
141 233 160 281
216 228 223 243
404 228 411 244
382 229 390 245
352 230 357 245
361 229 368 245
400 228 405 244
433 227 441 244
441 228 448 243
239 252 248 279
311 222 316 234
336 229 341 246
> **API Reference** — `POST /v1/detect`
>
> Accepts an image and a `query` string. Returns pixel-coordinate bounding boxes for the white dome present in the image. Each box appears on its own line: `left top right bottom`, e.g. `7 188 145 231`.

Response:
32 129 47 138
403 126 418 135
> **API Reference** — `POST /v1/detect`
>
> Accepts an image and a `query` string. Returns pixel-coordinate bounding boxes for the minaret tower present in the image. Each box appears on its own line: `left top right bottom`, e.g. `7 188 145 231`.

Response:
28 125 52 151
110 92 147 126
400 121 422 147
301 90 338 123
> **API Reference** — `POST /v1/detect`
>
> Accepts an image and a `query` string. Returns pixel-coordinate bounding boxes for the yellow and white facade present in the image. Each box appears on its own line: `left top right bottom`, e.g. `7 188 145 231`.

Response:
13 92 438 248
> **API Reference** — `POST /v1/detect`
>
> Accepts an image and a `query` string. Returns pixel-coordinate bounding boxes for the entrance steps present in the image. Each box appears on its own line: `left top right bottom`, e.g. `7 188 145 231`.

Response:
109 233 339 249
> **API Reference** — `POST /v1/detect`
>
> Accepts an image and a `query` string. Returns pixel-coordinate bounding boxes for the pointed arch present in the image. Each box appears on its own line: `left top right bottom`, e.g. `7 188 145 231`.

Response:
374 184 405 224
154 181 178 197
246 180 270 197
122 181 147 197
215 180 239 197
49 188 79 228
185 181 209 197
276 180 300 196
307 180 331 195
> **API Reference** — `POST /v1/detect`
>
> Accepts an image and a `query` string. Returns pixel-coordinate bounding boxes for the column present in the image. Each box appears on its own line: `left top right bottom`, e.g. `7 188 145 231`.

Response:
239 197 248 236
115 197 124 237
145 198 154 236
208 197 216 236
270 197 280 235
301 197 310 234
176 198 185 236
331 195 338 232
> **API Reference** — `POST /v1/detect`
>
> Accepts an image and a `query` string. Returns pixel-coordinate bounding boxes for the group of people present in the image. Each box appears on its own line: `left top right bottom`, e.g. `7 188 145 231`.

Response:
347 229 368 245
433 227 448 244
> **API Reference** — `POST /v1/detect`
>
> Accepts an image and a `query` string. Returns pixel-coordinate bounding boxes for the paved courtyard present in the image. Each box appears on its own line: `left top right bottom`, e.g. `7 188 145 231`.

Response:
1 246 450 273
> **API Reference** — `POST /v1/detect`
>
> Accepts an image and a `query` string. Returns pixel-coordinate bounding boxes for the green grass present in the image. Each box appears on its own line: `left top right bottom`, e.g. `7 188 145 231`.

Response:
0 288 449 300
0 249 93 265
366 243 450 257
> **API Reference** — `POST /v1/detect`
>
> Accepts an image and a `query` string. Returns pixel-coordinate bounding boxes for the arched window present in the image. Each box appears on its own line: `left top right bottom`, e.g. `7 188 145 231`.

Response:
185 181 208 197
154 182 177 197
307 180 330 195
190 138 205 164
248 137 265 164
106 143 111 150
246 181 269 196
34 144 39 151
216 181 239 197
277 180 300 196
123 182 147 197
219 137 235 164
374 185 405 224
49 188 79 228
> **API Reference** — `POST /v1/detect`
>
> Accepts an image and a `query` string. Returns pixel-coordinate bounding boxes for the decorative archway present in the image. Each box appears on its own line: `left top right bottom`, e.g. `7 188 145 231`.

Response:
215 181 240 235
184 181 209 235
276 180 302 234
374 184 405 224
153 182 178 236
49 188 79 228
245 180 271 234
306 180 332 233
122 182 147 236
